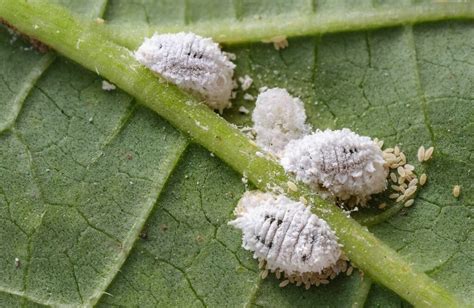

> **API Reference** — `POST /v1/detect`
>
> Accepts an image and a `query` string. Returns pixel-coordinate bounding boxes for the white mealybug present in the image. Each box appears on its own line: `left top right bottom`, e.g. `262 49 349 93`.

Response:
252 88 310 156
281 129 388 204
229 191 344 288
134 32 235 113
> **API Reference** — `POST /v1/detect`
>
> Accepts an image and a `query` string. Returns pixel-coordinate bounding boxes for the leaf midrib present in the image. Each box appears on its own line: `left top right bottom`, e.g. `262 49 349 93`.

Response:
0 54 54 133
100 3 474 49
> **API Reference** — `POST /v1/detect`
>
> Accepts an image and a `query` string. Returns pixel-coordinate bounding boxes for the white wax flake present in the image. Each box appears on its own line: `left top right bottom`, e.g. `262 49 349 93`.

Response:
238 75 253 91
76 39 83 50
134 32 235 113
101 80 116 91
224 52 237 61
252 88 310 157
238 106 250 114
229 191 341 275
262 35 289 50
243 93 255 101
195 120 209 131
281 128 388 203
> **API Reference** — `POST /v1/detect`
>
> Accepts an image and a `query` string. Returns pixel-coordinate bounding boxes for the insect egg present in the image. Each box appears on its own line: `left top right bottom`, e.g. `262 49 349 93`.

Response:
134 32 235 113
229 191 343 287
252 88 311 156
281 128 388 204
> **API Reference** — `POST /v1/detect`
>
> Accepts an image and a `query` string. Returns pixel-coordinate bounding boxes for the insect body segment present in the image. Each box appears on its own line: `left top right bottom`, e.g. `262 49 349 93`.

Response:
135 32 235 113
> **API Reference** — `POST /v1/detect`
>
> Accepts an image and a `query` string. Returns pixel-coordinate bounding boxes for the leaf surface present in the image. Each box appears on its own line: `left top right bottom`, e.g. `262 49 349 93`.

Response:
0 0 472 307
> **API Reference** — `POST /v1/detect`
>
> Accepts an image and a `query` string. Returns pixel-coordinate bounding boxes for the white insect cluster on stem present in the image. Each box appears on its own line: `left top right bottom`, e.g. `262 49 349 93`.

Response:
252 88 311 156
229 191 345 287
250 88 391 205
134 32 235 113
281 129 388 204
130 30 424 290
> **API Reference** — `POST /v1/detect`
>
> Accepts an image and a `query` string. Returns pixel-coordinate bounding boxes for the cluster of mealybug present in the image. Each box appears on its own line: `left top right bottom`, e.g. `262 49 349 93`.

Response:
281 129 388 204
251 88 391 205
132 32 418 289
229 191 343 285
252 88 310 156
135 32 235 113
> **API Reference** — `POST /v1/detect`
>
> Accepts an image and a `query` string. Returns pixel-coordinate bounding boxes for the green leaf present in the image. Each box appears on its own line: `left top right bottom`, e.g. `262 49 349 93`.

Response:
0 0 472 307
100 0 474 46
98 144 373 307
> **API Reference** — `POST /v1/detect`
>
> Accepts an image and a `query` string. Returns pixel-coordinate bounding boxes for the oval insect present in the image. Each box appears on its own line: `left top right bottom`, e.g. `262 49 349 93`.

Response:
229 191 342 284
252 88 310 156
134 32 235 113
281 128 388 204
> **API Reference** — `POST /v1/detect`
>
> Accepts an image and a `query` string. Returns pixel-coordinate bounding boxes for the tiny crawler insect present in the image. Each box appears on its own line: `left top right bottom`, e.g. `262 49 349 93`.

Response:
229 191 344 288
453 185 461 198
252 88 310 156
417 146 425 162
346 266 353 276
238 75 253 91
281 129 388 205
419 173 427 186
287 181 298 192
397 166 406 177
134 32 235 113
262 35 289 50
424 147 434 161
101 80 116 91
390 172 398 183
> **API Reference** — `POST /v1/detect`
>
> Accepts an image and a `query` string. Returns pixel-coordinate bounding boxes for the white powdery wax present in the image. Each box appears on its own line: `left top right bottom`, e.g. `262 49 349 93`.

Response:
252 88 310 156
229 191 341 275
281 128 388 203
134 32 235 113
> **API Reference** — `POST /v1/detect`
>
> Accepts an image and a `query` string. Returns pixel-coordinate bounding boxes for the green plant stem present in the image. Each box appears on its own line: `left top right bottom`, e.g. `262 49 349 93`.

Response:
355 203 404 227
97 3 474 49
0 1 465 307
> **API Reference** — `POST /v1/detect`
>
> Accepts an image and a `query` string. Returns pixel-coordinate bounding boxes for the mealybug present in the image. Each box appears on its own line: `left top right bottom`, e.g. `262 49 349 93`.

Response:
252 88 310 156
135 32 235 113
229 191 345 288
281 129 388 204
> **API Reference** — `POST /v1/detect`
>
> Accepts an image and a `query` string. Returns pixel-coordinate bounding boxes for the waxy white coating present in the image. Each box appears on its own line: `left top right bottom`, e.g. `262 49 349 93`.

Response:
281 128 388 202
229 191 341 275
135 32 235 112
